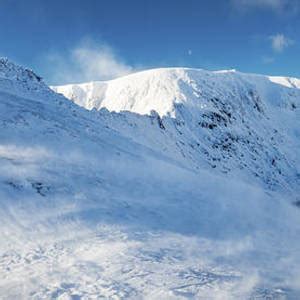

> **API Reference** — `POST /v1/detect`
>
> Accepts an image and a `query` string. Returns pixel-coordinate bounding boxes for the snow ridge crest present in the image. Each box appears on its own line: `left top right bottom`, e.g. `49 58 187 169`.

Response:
0 58 53 101
0 57 43 84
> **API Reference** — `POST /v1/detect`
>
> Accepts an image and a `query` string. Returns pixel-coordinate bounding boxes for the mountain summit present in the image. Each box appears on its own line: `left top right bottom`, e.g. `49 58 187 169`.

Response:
52 67 300 117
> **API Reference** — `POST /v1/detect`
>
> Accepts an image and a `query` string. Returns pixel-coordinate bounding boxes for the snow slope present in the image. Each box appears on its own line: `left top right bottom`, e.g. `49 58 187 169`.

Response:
0 58 300 299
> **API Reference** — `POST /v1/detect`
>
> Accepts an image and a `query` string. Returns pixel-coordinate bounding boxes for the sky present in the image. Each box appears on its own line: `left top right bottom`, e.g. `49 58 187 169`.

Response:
0 0 299 84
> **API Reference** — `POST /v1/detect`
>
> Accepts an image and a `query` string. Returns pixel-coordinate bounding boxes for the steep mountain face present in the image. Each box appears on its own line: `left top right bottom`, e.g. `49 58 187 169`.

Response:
53 68 300 199
1 59 300 299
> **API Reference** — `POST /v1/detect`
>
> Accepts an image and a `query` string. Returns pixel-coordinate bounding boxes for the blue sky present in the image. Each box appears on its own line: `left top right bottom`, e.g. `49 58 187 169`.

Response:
0 0 299 84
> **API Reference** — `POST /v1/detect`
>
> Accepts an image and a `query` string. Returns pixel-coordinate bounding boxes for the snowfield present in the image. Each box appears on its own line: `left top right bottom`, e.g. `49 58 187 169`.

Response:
1 58 300 299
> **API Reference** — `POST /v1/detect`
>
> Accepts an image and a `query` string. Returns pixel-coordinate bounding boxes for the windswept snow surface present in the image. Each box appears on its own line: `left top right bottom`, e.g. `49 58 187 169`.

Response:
0 58 300 299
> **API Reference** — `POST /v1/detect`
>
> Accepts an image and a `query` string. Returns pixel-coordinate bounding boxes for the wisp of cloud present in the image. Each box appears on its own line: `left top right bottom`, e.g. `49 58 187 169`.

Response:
44 38 133 85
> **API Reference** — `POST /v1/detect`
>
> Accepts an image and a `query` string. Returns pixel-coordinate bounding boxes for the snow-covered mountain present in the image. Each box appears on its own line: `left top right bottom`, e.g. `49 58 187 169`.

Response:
1 58 300 299
53 68 300 199
52 68 300 116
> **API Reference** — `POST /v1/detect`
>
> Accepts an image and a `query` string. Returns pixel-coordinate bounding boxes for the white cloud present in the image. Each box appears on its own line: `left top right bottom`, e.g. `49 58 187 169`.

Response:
270 34 294 52
44 39 133 84
231 0 298 13
262 56 275 64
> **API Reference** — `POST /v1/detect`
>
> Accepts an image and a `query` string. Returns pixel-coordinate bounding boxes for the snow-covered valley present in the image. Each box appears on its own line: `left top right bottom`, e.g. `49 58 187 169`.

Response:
1 58 300 299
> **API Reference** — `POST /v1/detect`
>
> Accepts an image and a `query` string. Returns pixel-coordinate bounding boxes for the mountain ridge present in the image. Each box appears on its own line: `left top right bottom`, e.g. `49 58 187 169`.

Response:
52 67 300 115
